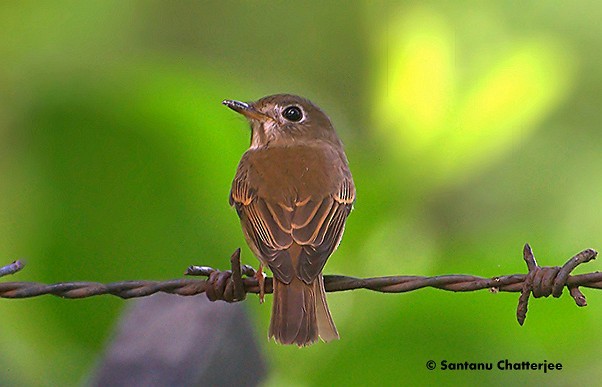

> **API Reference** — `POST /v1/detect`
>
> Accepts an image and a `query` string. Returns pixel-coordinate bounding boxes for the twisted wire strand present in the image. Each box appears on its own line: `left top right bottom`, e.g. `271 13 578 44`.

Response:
0 244 599 325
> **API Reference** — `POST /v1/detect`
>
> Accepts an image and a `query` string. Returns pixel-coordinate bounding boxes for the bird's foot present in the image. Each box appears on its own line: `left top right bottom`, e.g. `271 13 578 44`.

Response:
255 264 266 303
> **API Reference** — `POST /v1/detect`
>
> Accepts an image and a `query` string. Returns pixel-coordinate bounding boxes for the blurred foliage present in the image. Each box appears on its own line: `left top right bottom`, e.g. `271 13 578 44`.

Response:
1 1 602 386
375 7 573 188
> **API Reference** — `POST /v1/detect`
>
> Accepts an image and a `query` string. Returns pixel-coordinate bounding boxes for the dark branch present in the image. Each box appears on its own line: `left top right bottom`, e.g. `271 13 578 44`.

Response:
0 244 599 325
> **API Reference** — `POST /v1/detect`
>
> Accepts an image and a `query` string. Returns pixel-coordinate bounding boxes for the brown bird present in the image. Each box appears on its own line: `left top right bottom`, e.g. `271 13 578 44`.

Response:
223 94 355 346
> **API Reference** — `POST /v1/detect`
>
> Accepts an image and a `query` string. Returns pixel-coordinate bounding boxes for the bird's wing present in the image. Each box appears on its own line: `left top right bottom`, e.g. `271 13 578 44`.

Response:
230 154 355 285
231 168 296 283
293 177 355 283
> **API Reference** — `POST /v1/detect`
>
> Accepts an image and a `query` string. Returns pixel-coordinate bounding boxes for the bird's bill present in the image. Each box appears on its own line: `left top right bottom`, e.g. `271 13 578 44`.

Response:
222 99 270 122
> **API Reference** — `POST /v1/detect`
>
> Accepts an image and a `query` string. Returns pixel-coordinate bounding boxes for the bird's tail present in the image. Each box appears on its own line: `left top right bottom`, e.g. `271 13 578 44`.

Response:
269 274 339 346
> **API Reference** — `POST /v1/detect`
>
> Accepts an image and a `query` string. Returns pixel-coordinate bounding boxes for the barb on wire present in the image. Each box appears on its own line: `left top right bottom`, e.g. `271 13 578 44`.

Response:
0 244 599 325
0 260 24 277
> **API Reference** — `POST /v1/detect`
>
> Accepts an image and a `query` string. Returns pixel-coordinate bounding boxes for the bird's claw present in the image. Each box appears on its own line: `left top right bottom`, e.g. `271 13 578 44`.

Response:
255 264 266 303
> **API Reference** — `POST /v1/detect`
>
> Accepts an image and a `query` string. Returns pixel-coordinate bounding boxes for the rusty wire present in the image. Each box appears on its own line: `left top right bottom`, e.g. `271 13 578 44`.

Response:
1 244 600 325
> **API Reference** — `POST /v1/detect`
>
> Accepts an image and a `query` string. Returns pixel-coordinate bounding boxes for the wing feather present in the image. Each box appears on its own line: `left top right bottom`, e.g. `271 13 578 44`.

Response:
231 150 355 285
292 197 334 244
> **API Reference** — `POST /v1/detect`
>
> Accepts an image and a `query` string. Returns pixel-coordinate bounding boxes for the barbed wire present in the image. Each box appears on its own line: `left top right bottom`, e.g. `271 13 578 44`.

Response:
0 244 600 325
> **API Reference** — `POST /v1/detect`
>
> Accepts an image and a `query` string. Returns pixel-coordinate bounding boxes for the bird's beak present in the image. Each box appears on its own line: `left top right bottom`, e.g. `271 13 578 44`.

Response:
222 99 270 122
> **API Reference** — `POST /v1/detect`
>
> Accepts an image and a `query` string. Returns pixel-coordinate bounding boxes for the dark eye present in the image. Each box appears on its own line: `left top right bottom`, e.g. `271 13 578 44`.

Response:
282 106 303 122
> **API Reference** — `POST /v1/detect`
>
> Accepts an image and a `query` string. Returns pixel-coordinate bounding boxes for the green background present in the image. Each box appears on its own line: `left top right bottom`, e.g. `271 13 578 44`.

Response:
1 1 601 385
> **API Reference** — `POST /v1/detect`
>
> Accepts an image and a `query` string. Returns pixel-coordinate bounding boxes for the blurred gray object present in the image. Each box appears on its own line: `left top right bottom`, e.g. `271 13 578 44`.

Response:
89 293 266 386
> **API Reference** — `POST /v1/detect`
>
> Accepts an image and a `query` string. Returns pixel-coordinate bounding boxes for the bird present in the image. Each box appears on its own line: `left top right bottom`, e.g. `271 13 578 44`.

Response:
223 94 355 346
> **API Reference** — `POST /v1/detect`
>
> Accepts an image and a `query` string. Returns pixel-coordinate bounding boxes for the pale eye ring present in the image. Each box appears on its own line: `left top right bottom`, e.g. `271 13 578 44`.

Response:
282 105 303 122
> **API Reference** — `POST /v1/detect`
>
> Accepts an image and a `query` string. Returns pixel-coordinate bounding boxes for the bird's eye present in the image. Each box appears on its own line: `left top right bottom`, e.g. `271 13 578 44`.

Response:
282 106 303 122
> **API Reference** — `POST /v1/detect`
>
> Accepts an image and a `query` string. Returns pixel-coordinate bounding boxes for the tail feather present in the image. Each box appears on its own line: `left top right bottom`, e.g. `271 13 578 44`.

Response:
314 274 339 342
269 275 339 346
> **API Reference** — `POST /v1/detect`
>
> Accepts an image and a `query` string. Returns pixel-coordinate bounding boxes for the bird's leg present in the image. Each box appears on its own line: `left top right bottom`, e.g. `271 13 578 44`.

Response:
255 263 266 303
